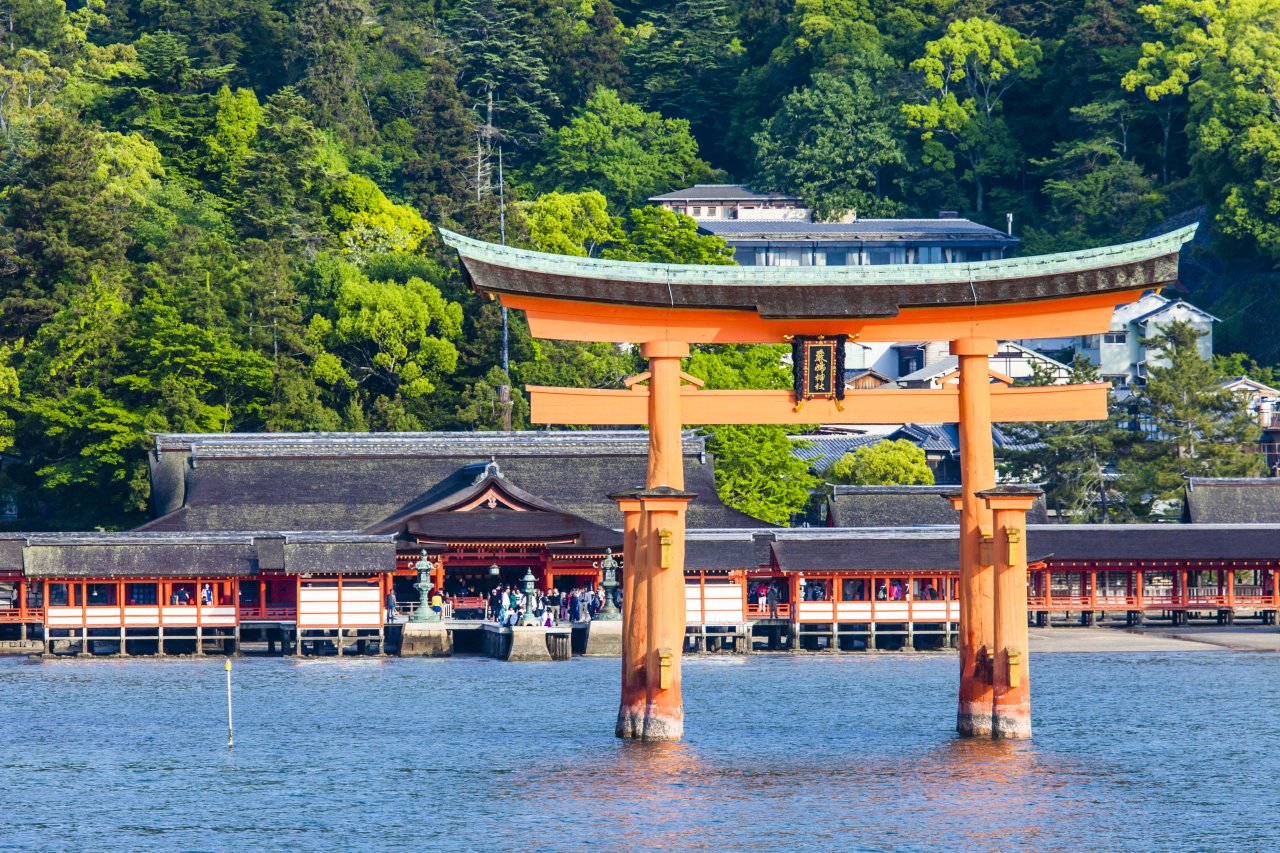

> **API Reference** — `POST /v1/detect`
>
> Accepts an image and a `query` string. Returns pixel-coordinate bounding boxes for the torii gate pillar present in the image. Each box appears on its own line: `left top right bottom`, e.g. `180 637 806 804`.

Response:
979 486 1042 740
612 341 694 741
954 337 998 737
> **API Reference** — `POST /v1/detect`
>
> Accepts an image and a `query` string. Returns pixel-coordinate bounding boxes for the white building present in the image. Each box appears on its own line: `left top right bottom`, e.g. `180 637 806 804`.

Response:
1017 292 1217 386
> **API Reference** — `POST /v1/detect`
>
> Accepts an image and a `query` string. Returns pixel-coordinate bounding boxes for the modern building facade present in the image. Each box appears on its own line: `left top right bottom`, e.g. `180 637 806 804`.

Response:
646 184 1018 267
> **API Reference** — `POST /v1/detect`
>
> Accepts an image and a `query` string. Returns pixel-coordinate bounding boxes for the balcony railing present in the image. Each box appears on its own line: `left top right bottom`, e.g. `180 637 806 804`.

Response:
238 605 298 620
746 602 791 619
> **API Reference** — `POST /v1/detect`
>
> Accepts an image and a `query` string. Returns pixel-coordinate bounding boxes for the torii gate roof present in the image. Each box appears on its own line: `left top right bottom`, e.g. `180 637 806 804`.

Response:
440 224 1196 344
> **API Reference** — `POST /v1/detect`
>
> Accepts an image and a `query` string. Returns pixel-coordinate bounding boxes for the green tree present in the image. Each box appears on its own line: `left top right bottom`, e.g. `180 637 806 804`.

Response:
903 18 1041 212
456 365 531 430
308 274 464 400
705 424 819 524
752 69 904 221
827 439 935 485
228 87 327 246
535 88 718 211
1002 359 1133 522
291 0 372 145
522 190 613 256
520 0 629 116
601 206 736 264
683 342 816 524
448 0 560 150
1125 0 1280 261
1 115 135 338
1022 101 1164 253
1119 320 1263 518
626 0 745 161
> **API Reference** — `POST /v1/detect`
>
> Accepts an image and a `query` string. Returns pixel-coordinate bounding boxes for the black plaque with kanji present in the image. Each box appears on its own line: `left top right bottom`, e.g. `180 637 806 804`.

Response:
791 334 847 410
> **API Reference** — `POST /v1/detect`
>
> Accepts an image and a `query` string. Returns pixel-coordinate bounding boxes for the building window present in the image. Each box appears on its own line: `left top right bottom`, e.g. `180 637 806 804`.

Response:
48 583 69 607
127 583 158 606
868 249 893 265
692 207 701 216
1103 332 1127 344
734 248 753 266
825 251 847 266
769 248 802 266
923 247 944 264
87 584 116 606
1082 334 1101 348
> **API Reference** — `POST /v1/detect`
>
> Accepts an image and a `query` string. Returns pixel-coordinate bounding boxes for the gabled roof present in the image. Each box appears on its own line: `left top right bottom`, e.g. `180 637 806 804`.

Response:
896 342 1070 385
1222 376 1280 396
362 466 623 548
1131 298 1219 326
844 368 894 385
647 184 801 203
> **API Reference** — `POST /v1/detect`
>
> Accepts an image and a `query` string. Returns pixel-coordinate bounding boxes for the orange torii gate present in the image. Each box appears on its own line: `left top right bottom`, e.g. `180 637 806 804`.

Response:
443 224 1196 741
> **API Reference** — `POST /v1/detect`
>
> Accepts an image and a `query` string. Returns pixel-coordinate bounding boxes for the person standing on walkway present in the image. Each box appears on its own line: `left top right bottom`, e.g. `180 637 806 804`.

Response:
767 582 779 619
386 588 397 623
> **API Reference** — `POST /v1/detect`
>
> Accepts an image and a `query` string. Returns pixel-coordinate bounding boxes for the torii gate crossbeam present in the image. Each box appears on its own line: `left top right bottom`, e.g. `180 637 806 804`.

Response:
442 224 1197 742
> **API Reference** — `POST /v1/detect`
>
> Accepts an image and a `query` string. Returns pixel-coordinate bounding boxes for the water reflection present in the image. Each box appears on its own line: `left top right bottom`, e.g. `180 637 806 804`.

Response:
1 652 1276 852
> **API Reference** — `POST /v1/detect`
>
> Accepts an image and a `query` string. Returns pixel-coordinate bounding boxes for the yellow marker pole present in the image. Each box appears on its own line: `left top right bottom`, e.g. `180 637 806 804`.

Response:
225 660 233 749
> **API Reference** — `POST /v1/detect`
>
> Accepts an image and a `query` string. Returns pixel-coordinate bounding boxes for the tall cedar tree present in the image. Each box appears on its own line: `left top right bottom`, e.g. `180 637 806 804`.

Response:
1 116 134 339
1002 360 1135 522
1119 321 1262 519
627 0 745 164
292 0 374 145
447 0 560 151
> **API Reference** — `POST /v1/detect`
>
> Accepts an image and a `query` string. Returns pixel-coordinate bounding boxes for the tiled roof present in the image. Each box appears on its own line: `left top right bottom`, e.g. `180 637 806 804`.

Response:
140 434 766 534
1184 478 1280 523
152 429 705 457
698 219 1016 240
790 434 884 471
647 184 801 202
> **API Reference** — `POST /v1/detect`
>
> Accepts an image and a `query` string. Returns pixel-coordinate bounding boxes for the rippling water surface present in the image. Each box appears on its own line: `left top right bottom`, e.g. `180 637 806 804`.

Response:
1 651 1276 852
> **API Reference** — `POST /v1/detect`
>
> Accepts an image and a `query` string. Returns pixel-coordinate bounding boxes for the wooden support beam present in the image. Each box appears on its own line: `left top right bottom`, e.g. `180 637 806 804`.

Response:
501 289 1139 345
528 383 1109 426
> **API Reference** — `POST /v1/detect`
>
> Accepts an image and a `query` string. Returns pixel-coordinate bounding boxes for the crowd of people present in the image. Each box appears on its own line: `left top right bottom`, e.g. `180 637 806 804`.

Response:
484 585 619 626
385 581 621 625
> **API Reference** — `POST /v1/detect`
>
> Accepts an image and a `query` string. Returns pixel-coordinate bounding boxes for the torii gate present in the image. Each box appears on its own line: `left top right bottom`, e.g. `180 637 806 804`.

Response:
442 224 1197 741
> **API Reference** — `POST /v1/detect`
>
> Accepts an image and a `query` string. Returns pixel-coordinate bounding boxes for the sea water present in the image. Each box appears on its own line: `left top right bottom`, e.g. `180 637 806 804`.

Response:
1 651 1276 852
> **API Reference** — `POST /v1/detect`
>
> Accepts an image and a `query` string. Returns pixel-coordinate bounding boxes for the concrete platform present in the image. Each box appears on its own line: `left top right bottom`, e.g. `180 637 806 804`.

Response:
0 639 44 655
399 623 452 657
482 624 571 661
581 619 622 656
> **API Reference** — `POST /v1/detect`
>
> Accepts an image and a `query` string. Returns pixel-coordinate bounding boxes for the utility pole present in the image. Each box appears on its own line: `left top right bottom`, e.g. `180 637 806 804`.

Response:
497 96 512 431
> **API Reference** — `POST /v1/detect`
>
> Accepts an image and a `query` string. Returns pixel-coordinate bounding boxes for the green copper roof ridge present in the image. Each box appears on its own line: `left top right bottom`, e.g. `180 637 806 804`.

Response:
438 223 1197 285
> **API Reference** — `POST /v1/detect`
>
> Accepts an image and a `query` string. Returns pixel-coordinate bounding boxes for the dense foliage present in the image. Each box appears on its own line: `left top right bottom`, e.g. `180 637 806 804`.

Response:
0 0 1276 529
826 439 935 486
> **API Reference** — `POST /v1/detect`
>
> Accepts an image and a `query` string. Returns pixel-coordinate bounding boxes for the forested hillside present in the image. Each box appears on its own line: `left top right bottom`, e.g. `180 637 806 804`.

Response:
0 0 1275 529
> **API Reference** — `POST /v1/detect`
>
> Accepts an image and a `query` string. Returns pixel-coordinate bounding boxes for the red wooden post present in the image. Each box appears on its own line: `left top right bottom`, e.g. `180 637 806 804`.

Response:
954 336 998 738
979 487 1040 740
611 490 643 739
